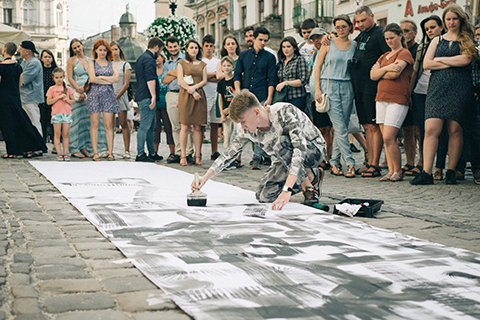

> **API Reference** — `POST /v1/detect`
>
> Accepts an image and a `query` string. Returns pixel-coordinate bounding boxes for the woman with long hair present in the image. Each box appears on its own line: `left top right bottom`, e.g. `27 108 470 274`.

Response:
39 49 57 146
87 39 120 161
314 15 357 178
275 36 309 112
412 4 476 185
216 35 240 80
371 23 414 181
177 39 207 166
66 39 107 158
408 15 445 178
110 41 132 159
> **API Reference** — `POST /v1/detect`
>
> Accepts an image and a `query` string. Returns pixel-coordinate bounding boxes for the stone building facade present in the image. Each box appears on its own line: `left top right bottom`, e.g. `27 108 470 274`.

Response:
0 0 68 67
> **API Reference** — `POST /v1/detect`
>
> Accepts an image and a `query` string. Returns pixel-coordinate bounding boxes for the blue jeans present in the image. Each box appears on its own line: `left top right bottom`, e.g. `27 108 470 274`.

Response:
323 80 355 166
137 98 156 156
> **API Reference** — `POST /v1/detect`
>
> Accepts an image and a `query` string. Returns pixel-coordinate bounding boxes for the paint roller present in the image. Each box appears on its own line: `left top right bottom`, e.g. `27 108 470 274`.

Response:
187 172 207 206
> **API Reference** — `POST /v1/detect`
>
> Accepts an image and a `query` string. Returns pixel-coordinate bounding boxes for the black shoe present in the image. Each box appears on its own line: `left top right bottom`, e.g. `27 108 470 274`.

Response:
186 155 195 165
166 154 180 163
410 171 433 185
211 151 221 160
149 153 163 161
350 143 361 153
445 169 457 185
52 147 57 154
262 156 272 166
252 157 261 170
303 187 319 207
136 153 155 162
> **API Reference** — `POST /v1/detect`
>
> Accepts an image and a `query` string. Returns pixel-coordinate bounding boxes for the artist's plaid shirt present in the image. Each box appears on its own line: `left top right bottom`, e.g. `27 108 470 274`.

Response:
277 55 309 100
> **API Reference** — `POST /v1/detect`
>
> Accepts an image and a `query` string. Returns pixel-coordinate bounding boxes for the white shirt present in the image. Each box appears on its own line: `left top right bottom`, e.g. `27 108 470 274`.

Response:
202 56 221 98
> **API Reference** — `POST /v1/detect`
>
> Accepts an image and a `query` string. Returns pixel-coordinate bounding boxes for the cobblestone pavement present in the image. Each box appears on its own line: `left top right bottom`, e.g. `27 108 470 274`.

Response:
0 129 478 319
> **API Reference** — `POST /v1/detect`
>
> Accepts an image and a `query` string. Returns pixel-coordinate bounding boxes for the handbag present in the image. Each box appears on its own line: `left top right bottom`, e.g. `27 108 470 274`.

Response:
315 47 331 113
272 65 288 104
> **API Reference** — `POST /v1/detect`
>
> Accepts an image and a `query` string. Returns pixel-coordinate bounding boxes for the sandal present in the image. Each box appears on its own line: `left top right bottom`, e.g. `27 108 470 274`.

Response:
23 152 33 158
356 164 369 175
345 165 355 178
63 154 71 161
80 148 92 158
405 164 422 176
380 173 393 181
71 152 85 158
123 151 131 159
92 153 101 161
107 154 115 161
180 156 188 166
2 154 14 159
330 164 343 176
389 172 403 182
433 169 443 180
32 151 43 157
361 165 381 178
402 164 415 175
57 155 64 161
195 156 203 166
319 160 331 170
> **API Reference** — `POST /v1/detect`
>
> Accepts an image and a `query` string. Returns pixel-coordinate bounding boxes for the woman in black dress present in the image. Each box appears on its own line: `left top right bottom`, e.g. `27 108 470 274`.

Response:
412 4 476 185
0 43 47 158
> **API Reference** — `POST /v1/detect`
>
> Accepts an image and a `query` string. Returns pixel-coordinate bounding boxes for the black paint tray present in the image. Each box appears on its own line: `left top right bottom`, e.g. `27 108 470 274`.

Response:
333 198 384 218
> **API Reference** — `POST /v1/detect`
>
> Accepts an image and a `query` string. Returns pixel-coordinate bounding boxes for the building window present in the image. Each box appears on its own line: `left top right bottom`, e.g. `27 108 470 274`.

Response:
272 0 279 14
242 6 247 28
199 27 205 41
3 0 13 25
210 22 215 38
23 0 34 25
56 4 63 26
377 17 387 27
258 0 264 22
56 52 62 67
45 5 50 26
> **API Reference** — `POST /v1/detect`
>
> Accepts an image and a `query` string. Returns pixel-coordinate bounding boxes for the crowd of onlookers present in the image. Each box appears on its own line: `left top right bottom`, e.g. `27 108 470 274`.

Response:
0 3 479 185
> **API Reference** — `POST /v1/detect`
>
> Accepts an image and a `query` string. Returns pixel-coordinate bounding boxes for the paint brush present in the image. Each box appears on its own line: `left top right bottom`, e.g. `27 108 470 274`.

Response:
187 173 207 207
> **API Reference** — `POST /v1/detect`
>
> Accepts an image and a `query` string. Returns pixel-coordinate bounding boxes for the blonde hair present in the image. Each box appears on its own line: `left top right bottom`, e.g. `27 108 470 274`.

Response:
221 55 235 66
442 4 476 58
229 90 261 123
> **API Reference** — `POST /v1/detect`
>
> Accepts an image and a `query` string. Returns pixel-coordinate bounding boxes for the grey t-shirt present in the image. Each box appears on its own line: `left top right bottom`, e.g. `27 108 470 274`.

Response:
113 61 131 94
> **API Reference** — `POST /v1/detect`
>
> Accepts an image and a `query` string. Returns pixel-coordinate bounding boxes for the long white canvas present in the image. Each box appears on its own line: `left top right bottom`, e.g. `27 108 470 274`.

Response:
31 162 480 320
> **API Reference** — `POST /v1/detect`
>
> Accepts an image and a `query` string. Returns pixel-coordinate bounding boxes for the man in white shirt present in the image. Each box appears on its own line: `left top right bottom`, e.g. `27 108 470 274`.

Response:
201 35 222 160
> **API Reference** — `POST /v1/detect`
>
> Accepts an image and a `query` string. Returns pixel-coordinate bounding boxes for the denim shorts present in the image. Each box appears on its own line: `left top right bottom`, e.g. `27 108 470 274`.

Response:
51 113 73 124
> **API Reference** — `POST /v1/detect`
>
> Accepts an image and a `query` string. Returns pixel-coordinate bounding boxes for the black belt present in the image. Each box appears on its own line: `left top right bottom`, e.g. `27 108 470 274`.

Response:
170 90 180 93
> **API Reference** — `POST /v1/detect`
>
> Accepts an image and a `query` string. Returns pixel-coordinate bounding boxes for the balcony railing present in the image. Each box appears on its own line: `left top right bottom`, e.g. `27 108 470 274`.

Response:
292 0 334 25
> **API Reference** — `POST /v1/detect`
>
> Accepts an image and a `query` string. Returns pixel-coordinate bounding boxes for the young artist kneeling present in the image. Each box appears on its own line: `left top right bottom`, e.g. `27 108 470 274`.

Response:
192 90 326 210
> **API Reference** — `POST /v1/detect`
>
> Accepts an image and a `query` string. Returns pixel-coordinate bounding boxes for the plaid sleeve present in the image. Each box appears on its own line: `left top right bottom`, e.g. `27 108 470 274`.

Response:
297 56 309 86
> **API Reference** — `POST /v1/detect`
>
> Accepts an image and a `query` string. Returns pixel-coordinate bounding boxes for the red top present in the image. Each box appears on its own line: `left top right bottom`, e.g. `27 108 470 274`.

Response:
375 48 414 106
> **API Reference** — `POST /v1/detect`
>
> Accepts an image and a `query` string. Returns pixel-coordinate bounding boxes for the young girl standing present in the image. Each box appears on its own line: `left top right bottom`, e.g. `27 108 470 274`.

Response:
370 23 414 181
46 68 76 161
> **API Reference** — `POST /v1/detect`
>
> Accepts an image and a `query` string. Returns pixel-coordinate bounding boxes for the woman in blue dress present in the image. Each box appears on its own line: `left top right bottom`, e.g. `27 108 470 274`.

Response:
66 39 107 158
87 39 120 161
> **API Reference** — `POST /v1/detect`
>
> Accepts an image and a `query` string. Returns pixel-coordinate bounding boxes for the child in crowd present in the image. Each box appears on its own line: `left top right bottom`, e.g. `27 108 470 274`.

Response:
217 56 237 169
46 68 75 161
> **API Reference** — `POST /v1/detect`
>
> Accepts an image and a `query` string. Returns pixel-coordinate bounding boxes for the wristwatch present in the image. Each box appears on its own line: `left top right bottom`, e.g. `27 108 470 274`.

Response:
282 186 293 193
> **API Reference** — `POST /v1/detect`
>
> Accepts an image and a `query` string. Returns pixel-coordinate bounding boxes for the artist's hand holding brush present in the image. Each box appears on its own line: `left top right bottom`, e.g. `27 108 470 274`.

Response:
191 170 214 192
